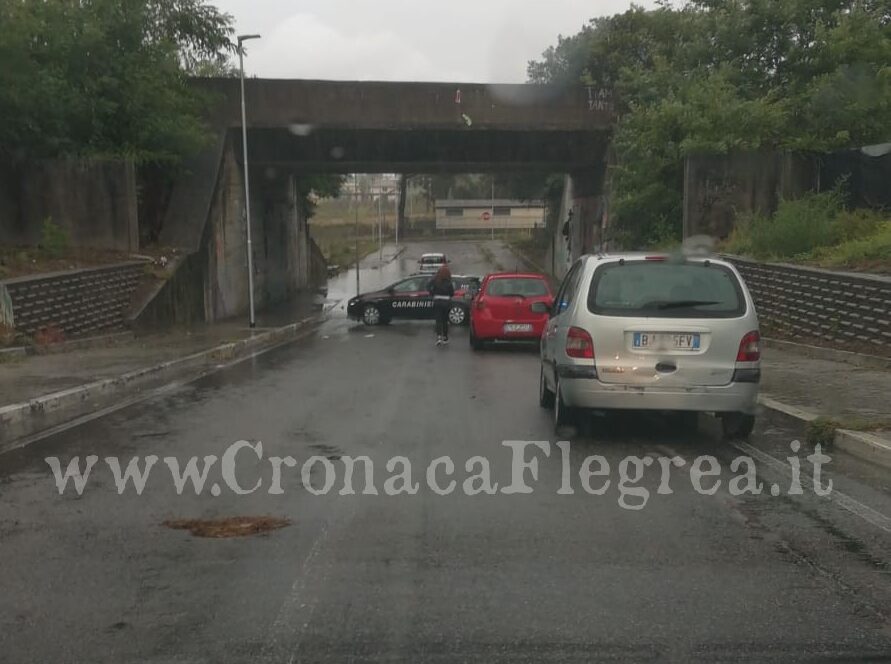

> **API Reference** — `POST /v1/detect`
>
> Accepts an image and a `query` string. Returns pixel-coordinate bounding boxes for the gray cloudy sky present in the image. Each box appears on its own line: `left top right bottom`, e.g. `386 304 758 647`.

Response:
213 0 654 83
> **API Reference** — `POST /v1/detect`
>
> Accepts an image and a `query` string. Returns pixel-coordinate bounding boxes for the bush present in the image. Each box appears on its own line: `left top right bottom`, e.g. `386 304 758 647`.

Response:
833 208 885 242
40 218 70 258
725 191 844 260
810 220 891 270
805 417 839 449
724 190 889 269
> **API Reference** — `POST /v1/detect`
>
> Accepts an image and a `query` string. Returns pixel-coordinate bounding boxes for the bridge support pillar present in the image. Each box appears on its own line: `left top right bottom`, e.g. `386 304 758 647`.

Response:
551 165 607 279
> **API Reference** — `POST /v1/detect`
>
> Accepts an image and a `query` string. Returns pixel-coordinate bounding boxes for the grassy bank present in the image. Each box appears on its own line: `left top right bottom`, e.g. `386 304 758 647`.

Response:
310 224 379 273
723 192 890 273
507 234 552 275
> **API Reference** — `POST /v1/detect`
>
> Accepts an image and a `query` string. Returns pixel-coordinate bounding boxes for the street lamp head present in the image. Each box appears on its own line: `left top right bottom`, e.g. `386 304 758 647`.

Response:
237 34 261 53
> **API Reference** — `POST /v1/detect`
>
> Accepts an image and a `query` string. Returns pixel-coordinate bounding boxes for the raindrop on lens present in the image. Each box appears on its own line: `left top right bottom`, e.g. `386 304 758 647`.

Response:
288 124 314 136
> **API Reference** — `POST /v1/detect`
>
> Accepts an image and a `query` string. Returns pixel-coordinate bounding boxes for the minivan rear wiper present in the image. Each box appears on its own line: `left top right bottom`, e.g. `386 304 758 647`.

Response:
657 300 719 309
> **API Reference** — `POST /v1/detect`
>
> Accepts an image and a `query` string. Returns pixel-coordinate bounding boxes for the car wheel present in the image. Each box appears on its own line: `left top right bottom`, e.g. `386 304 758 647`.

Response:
721 412 756 440
539 365 555 409
362 304 382 326
469 327 483 351
448 304 467 326
554 378 576 429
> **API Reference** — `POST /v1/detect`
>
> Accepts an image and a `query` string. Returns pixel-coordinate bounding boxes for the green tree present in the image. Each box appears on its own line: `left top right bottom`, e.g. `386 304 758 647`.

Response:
529 0 891 247
0 0 234 163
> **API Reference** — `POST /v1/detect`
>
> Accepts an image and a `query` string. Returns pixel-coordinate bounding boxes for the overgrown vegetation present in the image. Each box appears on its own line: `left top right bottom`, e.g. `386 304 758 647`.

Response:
805 417 839 449
39 218 70 259
723 191 890 270
529 1 891 248
310 224 379 274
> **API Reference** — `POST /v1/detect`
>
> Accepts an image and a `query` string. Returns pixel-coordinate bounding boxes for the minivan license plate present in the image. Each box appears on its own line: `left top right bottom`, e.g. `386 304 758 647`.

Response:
633 332 700 350
504 323 533 333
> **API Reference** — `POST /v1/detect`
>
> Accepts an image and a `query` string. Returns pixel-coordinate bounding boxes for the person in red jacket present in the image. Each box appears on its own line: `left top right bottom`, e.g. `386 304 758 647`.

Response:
427 265 455 346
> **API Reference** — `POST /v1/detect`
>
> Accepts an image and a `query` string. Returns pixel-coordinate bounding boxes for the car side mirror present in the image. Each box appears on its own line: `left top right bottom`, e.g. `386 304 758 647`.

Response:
530 301 549 314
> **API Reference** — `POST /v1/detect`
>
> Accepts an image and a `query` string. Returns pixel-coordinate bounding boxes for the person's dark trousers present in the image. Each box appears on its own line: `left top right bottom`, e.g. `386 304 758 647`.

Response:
434 303 450 339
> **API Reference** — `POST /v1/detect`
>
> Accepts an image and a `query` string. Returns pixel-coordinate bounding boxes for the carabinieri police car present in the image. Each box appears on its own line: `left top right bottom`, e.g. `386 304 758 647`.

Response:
347 275 480 326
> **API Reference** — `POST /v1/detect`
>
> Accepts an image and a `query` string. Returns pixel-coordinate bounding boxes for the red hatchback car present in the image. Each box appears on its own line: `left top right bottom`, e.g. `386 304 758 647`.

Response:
469 272 554 349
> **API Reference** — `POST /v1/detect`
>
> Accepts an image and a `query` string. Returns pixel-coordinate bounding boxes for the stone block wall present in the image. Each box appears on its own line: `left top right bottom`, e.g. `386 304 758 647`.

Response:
2 262 145 338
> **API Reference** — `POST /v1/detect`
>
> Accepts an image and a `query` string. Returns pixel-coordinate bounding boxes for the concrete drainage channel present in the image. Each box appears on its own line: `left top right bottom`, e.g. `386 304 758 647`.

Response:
0 315 323 453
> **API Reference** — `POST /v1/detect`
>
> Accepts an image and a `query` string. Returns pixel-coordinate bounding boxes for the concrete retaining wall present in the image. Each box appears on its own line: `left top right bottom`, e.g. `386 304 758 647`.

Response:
683 151 818 240
3 262 145 338
728 257 891 354
0 158 138 252
134 136 319 328
309 237 327 288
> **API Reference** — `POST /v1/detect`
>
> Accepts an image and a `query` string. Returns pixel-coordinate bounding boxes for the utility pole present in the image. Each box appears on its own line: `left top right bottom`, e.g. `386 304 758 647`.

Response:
378 177 383 261
491 176 495 241
238 33 261 329
354 173 360 296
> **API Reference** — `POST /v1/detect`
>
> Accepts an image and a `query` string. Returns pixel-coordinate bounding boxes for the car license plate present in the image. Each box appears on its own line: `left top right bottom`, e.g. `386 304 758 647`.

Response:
504 323 533 333
633 332 700 350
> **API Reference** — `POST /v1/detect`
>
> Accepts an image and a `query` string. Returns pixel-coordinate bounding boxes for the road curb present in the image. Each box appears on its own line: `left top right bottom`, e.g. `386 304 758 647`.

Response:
388 245 406 263
835 429 891 468
758 395 819 423
758 394 891 470
762 337 891 371
0 314 322 450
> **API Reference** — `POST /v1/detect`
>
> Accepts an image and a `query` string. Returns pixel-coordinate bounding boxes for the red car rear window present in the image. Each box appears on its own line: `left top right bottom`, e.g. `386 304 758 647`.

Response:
485 278 549 297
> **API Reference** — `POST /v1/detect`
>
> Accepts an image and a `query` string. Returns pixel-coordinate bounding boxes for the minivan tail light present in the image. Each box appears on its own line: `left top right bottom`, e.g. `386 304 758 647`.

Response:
645 255 667 261
566 327 594 359
476 297 486 310
736 330 761 362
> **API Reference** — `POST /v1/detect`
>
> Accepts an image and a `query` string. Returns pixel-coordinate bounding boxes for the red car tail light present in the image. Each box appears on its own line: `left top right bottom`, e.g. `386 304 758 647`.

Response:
736 330 761 362
476 297 486 310
566 327 594 359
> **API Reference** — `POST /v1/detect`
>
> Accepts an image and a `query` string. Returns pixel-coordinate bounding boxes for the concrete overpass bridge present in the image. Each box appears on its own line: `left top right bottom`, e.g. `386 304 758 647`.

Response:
148 79 614 326
202 78 613 173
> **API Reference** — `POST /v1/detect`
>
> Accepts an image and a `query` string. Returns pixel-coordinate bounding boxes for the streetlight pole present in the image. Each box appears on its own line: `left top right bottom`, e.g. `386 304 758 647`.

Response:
491 176 495 241
238 33 261 329
354 174 360 296
378 177 383 262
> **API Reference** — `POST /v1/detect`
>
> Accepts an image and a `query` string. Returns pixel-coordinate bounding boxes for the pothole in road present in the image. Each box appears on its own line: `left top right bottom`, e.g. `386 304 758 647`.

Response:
162 516 291 539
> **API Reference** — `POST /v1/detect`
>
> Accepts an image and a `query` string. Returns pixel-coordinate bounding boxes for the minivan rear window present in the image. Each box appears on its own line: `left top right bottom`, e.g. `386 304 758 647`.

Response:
421 256 445 264
587 261 746 318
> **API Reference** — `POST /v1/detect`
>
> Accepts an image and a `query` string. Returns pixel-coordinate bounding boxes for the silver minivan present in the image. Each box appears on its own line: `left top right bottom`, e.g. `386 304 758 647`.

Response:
539 253 760 438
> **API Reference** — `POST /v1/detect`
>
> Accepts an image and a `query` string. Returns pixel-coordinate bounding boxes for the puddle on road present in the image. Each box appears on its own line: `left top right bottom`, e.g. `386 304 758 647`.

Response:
163 516 291 538
308 443 343 461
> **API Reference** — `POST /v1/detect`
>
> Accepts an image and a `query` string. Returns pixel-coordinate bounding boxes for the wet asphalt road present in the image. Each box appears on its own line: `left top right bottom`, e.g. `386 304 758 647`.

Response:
2 240 891 663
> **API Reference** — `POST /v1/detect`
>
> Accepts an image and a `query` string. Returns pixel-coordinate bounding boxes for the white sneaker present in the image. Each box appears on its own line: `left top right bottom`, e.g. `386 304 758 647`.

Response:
442 337 450 344
436 336 443 346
